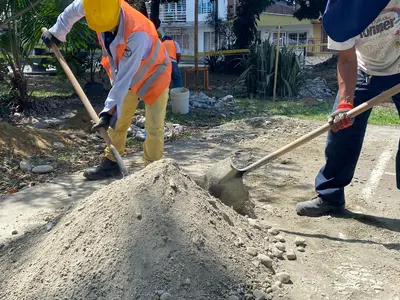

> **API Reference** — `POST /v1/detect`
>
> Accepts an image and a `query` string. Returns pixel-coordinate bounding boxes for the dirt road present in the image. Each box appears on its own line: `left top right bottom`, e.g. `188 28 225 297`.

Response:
1 116 399 300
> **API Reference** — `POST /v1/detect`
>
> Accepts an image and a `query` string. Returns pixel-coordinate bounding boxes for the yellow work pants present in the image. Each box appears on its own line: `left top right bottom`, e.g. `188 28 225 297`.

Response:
104 88 169 166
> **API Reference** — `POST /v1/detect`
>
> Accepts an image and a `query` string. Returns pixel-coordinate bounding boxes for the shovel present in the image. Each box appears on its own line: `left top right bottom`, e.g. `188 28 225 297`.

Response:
42 27 129 177
206 83 400 209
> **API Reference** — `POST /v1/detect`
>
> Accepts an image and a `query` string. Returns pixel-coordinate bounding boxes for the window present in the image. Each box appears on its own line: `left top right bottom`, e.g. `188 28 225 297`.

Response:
288 33 298 45
204 31 215 52
272 32 287 45
298 32 307 44
199 0 213 14
165 28 191 54
285 32 308 46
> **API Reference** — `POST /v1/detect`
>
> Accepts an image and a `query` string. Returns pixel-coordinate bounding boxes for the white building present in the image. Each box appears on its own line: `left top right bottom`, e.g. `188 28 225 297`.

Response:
150 0 228 54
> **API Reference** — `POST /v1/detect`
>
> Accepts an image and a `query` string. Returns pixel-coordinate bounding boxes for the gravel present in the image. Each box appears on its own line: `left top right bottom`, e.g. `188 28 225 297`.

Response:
32 165 54 174
294 237 306 246
268 228 279 236
246 247 258 257
286 249 296 260
160 292 173 300
275 242 286 252
257 254 273 268
276 272 291 284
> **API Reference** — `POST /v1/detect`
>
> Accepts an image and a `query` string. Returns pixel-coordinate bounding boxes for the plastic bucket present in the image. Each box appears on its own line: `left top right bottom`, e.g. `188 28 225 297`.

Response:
170 87 190 115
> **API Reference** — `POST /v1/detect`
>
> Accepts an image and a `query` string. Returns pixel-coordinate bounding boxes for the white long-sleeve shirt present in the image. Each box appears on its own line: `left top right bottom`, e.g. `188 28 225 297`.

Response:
49 0 153 120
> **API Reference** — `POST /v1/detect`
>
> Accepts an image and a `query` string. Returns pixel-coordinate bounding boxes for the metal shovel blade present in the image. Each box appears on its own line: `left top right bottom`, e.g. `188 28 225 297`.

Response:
206 157 249 209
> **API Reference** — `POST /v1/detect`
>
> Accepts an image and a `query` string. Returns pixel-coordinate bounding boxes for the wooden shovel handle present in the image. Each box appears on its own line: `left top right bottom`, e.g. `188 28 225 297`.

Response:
42 28 128 176
41 28 113 143
242 82 400 174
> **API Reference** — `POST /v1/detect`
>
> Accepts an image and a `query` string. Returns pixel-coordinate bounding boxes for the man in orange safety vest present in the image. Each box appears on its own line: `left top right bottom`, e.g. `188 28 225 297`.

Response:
42 0 172 180
162 35 183 88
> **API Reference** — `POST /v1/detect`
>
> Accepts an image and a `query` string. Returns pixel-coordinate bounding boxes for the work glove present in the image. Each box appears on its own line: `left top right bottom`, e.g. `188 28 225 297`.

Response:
91 112 113 132
41 30 61 47
328 102 354 133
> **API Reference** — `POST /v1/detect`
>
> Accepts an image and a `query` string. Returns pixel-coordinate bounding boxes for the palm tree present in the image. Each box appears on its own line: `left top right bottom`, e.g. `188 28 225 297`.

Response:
0 0 92 111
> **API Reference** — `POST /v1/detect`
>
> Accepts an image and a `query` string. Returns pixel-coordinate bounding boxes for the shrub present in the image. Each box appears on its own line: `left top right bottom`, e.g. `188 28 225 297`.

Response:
237 39 303 98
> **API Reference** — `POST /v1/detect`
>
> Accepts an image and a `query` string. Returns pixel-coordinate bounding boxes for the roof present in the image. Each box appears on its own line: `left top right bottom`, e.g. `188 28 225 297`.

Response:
264 2 295 15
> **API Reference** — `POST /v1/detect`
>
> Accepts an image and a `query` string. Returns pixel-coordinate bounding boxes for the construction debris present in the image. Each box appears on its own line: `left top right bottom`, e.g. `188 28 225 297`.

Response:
298 77 334 99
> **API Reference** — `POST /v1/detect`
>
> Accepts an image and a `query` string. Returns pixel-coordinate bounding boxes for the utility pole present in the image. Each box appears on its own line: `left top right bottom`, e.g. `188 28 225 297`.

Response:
273 25 281 101
214 0 219 50
194 0 199 89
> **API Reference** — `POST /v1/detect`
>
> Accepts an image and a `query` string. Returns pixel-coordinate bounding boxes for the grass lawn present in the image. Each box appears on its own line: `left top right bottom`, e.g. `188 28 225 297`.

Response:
166 98 400 127
236 99 400 126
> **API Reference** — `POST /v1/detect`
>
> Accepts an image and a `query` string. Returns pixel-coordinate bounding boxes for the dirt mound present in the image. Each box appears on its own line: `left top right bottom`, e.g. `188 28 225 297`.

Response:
0 122 69 157
0 159 288 300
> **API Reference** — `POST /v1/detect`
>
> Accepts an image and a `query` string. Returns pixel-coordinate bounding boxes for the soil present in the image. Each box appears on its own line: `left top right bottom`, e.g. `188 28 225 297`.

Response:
1 70 400 300
1 159 285 300
0 116 399 300
0 121 104 193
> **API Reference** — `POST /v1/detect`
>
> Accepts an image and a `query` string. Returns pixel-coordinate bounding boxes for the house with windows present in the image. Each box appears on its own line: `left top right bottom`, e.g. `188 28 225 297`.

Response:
256 2 312 46
256 2 333 56
152 0 228 55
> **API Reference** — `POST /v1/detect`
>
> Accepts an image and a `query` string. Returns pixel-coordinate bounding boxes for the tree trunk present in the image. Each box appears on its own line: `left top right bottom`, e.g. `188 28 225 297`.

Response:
138 1 149 18
8 21 34 110
10 69 32 111
150 0 161 29
214 0 219 50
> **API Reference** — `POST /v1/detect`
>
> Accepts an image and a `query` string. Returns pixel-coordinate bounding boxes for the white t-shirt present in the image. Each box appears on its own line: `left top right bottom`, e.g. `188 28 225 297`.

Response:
328 0 400 76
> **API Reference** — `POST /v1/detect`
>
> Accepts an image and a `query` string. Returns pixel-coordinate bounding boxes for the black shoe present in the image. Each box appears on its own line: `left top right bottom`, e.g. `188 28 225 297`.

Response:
83 158 121 181
296 196 345 217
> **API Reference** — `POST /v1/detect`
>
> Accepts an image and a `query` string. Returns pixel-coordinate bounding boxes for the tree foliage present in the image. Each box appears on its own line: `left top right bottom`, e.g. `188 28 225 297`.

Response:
129 0 181 29
293 0 327 21
0 0 93 110
233 0 274 49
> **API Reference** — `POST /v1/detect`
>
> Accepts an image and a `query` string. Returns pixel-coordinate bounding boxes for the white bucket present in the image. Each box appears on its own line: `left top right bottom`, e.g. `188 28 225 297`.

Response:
170 87 190 115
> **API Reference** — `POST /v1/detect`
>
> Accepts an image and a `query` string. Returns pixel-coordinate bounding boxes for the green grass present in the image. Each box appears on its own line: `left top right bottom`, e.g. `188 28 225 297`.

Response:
126 137 144 151
30 90 75 97
369 106 400 125
236 99 400 126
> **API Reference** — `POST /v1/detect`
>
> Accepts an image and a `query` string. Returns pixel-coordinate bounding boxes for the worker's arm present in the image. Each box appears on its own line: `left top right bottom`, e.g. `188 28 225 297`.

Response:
175 41 182 63
337 47 358 106
101 32 152 119
326 37 358 132
48 0 85 42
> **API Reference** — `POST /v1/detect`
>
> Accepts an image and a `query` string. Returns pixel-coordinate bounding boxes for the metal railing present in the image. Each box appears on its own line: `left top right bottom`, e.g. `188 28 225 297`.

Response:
159 2 187 23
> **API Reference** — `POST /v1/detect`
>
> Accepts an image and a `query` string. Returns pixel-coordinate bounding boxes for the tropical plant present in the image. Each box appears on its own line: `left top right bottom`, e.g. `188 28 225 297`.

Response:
206 14 236 50
0 0 92 111
237 38 303 98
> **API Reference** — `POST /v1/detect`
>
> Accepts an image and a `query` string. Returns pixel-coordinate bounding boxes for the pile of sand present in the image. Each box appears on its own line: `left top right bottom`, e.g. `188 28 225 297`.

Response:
0 159 288 300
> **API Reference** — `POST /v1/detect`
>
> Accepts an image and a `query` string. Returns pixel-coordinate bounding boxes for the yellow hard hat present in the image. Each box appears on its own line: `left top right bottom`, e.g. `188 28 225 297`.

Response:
82 0 122 32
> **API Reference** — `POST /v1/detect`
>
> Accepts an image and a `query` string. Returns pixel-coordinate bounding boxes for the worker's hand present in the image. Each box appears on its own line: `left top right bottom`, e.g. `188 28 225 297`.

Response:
328 102 354 133
41 30 61 47
91 112 113 132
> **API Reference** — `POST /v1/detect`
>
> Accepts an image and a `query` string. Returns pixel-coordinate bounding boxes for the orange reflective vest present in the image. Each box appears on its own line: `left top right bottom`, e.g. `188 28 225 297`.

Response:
163 40 177 61
98 1 171 105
